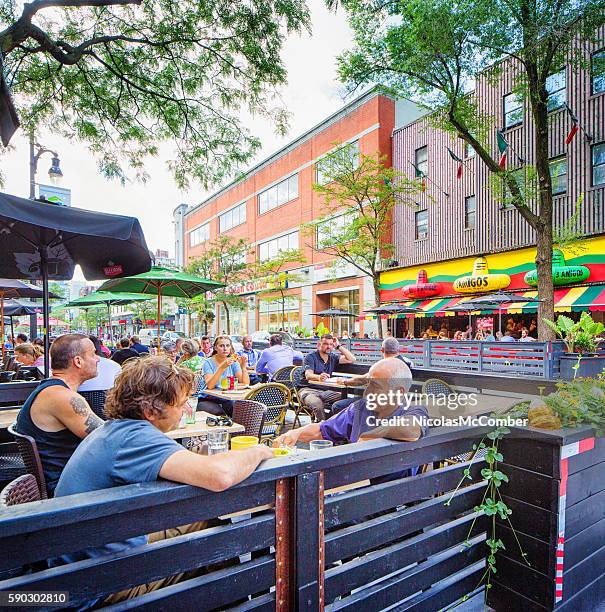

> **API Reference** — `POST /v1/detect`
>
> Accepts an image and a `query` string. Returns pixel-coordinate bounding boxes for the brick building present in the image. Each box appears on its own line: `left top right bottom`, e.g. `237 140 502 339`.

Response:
175 90 423 336
380 30 605 336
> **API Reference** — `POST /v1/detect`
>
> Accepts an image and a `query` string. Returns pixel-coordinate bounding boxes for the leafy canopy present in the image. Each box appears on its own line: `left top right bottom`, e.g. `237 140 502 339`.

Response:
0 0 310 187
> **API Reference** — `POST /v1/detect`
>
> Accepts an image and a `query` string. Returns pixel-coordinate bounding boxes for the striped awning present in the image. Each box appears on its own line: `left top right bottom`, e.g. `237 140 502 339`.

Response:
360 285 605 319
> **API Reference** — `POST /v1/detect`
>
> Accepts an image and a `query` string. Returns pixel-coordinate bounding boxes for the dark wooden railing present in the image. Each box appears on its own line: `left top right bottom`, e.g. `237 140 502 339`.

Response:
292 339 566 379
0 427 489 611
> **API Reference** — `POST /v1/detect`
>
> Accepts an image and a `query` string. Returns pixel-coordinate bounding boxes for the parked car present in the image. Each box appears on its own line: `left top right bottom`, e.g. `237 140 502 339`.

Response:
138 329 186 347
251 330 294 350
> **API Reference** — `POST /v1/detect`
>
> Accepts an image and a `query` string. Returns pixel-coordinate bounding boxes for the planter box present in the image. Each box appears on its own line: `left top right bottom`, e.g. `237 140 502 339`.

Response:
559 354 605 380
489 425 605 611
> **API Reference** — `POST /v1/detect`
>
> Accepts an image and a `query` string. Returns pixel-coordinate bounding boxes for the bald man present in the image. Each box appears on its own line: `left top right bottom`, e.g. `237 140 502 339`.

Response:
274 358 429 481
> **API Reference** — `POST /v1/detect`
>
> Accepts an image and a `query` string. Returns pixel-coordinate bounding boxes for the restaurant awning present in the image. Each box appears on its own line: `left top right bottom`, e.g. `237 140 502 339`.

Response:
360 285 605 319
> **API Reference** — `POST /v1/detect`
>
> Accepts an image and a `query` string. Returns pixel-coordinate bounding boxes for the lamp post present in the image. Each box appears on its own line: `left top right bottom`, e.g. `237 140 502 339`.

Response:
29 132 63 199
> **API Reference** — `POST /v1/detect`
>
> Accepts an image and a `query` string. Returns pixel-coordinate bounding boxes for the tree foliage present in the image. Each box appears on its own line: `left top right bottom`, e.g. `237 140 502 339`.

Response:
306 147 420 336
333 0 605 339
0 0 310 187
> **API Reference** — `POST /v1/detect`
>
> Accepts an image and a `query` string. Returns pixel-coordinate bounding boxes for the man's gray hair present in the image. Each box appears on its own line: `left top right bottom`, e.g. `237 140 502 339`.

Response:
382 337 401 355
161 341 177 352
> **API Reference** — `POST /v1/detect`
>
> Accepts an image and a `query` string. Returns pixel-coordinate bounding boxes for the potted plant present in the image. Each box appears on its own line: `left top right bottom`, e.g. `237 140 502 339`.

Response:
543 312 605 379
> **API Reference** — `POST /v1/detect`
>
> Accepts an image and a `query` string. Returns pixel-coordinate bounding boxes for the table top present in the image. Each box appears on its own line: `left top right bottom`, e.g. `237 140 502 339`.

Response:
166 410 245 440
306 376 365 392
201 383 263 401
0 408 19 429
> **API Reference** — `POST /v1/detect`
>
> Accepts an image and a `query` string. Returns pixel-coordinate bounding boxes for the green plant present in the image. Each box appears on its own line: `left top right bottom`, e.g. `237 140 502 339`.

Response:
315 322 330 336
445 427 529 605
543 377 605 436
543 312 605 354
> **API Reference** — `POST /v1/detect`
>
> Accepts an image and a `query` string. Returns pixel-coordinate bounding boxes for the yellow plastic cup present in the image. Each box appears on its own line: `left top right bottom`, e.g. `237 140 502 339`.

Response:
273 448 291 457
230 436 259 450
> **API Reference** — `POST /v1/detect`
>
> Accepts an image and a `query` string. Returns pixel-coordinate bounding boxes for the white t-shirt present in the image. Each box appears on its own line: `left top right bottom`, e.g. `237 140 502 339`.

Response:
78 357 122 392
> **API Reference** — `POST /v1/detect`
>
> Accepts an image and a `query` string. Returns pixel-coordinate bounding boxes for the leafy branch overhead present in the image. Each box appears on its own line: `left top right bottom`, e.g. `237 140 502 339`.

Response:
0 0 310 187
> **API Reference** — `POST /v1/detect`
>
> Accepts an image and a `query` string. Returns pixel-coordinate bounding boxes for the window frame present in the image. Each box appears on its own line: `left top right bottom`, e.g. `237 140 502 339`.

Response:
592 49 605 95
219 202 246 233
189 222 210 247
315 140 360 185
464 195 476 230
593 142 605 187
503 92 524 129
549 157 568 195
415 209 428 240
414 146 428 177
257 174 299 215
546 68 566 112
258 230 300 262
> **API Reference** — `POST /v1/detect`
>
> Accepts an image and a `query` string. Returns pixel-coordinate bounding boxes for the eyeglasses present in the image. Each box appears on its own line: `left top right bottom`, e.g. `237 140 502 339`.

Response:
206 415 233 427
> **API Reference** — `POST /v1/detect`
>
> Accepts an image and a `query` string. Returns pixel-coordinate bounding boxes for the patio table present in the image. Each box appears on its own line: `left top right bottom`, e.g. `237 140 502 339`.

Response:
201 383 265 402
166 410 245 440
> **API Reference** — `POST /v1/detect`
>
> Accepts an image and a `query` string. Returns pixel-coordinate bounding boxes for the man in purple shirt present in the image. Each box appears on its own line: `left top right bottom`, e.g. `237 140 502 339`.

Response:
274 358 429 459
255 334 304 380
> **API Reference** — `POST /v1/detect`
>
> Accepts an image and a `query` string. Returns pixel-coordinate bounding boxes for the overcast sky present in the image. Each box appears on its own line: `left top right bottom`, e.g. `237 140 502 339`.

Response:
1 1 354 270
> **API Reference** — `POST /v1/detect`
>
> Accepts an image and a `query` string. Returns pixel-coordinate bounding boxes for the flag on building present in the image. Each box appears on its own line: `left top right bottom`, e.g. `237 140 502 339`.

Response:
564 104 579 145
447 147 464 179
412 163 427 192
497 130 508 169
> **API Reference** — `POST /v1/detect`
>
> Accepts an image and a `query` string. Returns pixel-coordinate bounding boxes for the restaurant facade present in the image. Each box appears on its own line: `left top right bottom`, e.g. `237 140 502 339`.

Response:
378 28 605 336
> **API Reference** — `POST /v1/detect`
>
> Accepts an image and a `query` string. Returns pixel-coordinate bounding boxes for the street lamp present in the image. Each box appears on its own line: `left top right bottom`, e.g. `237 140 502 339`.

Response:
29 132 63 199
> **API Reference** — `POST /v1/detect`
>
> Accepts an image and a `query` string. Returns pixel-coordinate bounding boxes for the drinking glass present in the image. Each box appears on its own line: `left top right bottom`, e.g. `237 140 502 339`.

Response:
220 377 229 390
207 429 229 454
309 440 334 451
184 400 196 425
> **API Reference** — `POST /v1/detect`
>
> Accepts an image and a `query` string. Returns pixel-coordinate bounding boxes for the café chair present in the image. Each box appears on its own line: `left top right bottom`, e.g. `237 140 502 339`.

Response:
232 400 267 441
290 366 316 427
0 473 41 507
245 383 290 444
0 440 26 486
272 365 295 384
80 390 108 420
8 424 48 499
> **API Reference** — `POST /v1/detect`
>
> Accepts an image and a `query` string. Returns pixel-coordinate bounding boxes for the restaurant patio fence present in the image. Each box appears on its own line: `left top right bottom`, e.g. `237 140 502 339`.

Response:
0 424 602 611
291 338 567 379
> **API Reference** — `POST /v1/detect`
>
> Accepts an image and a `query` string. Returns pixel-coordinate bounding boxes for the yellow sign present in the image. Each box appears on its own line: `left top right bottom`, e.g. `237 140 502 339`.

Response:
453 257 511 293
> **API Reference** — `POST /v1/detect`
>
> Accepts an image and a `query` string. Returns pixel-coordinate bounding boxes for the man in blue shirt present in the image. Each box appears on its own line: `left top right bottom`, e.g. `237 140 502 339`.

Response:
237 335 261 384
129 335 150 354
256 334 304 380
52 355 273 607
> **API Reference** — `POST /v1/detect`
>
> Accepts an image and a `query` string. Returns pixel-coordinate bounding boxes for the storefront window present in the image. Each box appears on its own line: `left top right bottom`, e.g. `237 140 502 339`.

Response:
258 297 300 332
217 305 247 336
329 290 359 336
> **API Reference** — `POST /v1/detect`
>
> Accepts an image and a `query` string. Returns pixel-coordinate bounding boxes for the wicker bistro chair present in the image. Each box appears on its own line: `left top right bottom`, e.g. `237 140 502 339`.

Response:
272 365 295 384
0 441 26 486
8 424 48 499
79 390 108 420
290 366 316 427
232 400 267 441
244 383 291 443
0 474 41 507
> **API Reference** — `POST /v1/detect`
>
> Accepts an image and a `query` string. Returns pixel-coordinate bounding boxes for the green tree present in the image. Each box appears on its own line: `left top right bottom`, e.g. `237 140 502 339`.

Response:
306 148 419 337
130 298 155 331
0 0 310 188
332 0 604 339
186 236 249 334
176 295 215 335
254 248 306 331
48 281 66 299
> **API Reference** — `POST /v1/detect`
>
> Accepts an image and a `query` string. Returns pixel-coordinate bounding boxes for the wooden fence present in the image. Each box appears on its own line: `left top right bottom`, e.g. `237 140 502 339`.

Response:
0 427 489 611
292 339 566 379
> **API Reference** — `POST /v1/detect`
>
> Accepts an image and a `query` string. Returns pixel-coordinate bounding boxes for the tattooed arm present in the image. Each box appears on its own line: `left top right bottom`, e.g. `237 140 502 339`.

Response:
56 393 104 438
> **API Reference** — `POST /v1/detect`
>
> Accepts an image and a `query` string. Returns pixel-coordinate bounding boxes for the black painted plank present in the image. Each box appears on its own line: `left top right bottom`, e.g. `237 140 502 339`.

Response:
496 523 552 576
0 482 274 571
325 512 485 601
0 515 275 604
498 463 559 512
564 488 605 539
327 537 485 611
558 570 605 612
226 593 276 611
489 580 550 612
565 460 605 507
562 542 605 603
566 436 605 475
499 437 558 477
564 516 605 571
497 495 557 543
493 553 554 608
324 460 484 530
103 556 275 611
324 481 486 565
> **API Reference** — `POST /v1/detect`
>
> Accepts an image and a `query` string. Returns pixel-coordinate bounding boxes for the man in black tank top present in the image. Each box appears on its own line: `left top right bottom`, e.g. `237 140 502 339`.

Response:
15 334 104 496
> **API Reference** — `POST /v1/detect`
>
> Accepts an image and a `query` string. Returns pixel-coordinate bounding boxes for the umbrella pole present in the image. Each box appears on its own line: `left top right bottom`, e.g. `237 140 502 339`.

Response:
1 291 4 361
107 302 113 348
157 288 162 353
499 309 502 335
10 316 14 348
41 248 50 378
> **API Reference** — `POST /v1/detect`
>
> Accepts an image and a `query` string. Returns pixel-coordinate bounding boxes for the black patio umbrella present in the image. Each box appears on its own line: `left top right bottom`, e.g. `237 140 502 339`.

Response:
462 292 542 333
442 302 483 337
3 299 38 347
364 304 420 314
311 308 358 317
0 192 152 376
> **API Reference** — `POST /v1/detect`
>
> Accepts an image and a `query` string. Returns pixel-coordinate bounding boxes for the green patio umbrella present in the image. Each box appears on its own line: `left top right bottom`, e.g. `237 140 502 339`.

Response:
66 290 153 345
99 266 224 346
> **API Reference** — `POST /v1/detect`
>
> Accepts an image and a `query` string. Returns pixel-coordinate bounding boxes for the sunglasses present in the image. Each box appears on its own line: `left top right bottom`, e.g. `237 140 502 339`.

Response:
206 415 233 427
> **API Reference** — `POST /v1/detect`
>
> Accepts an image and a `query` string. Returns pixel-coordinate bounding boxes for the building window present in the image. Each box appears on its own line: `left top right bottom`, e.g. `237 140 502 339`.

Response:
414 146 428 177
502 168 527 208
546 69 566 112
316 212 354 248
592 50 605 95
219 202 246 232
218 305 247 336
464 195 476 229
258 296 299 332
316 141 359 185
258 174 298 214
415 209 428 239
503 93 523 128
465 142 475 158
329 289 359 336
549 157 567 195
258 231 299 261
189 223 210 247
593 143 605 186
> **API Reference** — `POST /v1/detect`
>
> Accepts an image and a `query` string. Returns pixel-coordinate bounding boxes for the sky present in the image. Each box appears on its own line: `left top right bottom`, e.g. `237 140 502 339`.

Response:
1 1 354 274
